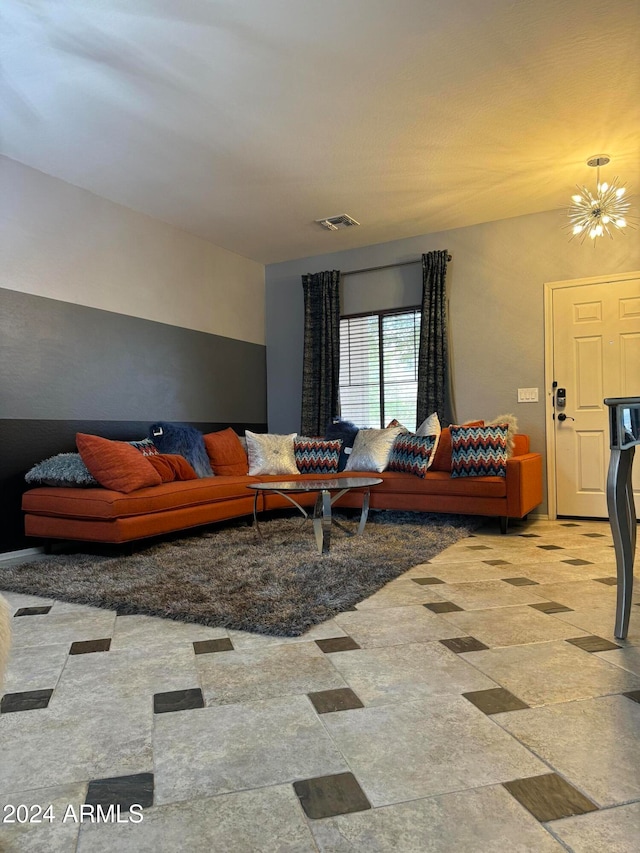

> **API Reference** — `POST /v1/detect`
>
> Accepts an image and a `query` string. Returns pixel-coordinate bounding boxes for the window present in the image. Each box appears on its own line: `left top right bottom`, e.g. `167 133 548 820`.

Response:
339 308 421 430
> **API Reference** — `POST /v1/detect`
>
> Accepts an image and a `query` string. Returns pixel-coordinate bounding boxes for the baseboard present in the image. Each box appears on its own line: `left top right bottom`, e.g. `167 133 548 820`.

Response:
528 513 549 520
0 546 44 563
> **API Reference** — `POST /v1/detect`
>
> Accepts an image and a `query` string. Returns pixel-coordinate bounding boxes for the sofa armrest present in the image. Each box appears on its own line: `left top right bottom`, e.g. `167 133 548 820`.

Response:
505 452 543 518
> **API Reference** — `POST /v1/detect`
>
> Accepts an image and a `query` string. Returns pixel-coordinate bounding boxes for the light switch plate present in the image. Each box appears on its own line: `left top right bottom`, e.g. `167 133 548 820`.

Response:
517 387 539 403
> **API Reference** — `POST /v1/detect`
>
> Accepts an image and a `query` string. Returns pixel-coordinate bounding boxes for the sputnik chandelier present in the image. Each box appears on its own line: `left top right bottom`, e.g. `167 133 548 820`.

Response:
567 155 634 244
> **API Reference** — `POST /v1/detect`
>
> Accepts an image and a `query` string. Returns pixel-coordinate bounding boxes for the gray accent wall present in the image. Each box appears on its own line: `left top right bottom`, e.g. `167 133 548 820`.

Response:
1 288 266 422
266 208 640 517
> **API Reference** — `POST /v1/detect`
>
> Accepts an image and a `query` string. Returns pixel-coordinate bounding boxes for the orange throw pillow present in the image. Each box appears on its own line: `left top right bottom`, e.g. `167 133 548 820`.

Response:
76 433 162 493
203 428 249 476
430 421 484 472
160 454 198 481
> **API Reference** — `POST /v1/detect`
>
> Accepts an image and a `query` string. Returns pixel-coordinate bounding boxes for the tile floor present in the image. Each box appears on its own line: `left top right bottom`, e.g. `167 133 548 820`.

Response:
1 517 639 852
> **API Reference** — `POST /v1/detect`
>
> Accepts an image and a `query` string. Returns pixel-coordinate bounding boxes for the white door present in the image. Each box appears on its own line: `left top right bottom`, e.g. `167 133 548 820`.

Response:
553 277 640 518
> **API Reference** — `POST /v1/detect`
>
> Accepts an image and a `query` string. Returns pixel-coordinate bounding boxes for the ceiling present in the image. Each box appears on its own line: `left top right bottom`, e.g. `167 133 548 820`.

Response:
2 0 639 265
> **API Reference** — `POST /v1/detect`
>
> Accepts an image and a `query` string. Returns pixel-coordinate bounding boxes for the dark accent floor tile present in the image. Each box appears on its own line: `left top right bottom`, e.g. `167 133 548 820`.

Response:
463 687 530 715
412 576 445 585
466 545 492 551
293 772 371 820
562 558 593 566
308 687 364 715
566 635 622 653
503 773 598 822
502 577 539 586
582 532 606 538
153 688 204 714
561 522 582 527
85 772 154 812
440 636 489 654
537 544 564 550
69 638 112 655
193 638 234 655
593 577 617 586
519 533 541 538
623 690 640 705
1 689 54 714
529 601 574 614
14 606 52 617
484 559 512 566
316 637 361 653
424 601 464 614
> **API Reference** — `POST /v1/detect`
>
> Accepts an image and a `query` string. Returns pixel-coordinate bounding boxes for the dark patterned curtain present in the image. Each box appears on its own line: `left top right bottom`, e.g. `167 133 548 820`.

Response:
301 270 341 436
417 250 455 426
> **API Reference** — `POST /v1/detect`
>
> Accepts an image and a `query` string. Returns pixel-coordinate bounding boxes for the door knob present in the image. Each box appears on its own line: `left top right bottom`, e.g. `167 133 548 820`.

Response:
557 413 575 422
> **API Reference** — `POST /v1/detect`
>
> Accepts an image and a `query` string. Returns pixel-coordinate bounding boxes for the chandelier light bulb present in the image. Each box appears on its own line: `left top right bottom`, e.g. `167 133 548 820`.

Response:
567 157 635 244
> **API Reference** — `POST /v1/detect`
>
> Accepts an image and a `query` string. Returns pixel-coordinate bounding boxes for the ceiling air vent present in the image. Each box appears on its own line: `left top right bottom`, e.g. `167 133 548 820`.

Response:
315 214 361 231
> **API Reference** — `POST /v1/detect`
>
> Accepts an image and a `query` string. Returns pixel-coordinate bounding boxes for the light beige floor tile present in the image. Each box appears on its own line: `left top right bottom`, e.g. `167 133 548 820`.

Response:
527 579 618 610
430 580 547 610
509 562 614 584
311 784 565 853
495 694 640 807
462 640 640 706
77 785 315 853
2 642 69 695
0 704 153 792
440 605 589 648
547 800 640 853
326 642 496 706
355 578 446 609
320 696 546 806
197 641 346 705
110 613 229 650
227 619 347 649
549 603 640 647
333 604 460 647
0 783 86 853
596 644 640 675
8 609 117 649
48 645 199 712
0 590 54 611
153 695 348 805
403 561 519 583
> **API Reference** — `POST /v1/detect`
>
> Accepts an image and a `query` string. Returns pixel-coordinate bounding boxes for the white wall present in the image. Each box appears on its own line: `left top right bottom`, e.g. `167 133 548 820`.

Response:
266 208 640 514
0 156 265 345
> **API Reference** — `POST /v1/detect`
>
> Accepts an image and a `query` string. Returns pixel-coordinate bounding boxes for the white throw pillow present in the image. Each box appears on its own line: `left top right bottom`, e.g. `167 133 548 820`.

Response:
245 431 299 476
416 411 441 469
345 427 404 473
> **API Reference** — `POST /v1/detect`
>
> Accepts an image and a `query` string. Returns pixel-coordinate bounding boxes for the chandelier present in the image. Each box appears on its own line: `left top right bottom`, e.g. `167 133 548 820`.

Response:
567 155 634 244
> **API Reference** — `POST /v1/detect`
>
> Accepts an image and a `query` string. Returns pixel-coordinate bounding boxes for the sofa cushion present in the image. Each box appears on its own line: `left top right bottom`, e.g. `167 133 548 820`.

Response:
294 437 342 475
76 433 162 493
375 470 507 498
245 431 298 476
451 424 508 478
23 476 258 520
388 434 437 478
148 422 213 478
203 428 249 476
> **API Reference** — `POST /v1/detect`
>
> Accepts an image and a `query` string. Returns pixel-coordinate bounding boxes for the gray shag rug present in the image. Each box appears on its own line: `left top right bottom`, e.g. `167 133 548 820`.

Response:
1 512 480 636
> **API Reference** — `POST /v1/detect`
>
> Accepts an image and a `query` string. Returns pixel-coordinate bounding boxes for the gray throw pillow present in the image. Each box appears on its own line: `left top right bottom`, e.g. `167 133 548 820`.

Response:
25 453 99 488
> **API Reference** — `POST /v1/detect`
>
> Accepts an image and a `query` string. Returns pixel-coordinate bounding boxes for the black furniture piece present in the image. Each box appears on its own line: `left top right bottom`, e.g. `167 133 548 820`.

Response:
604 397 640 639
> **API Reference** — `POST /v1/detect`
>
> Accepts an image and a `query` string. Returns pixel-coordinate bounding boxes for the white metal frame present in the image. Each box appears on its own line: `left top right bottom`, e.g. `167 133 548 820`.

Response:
543 269 640 520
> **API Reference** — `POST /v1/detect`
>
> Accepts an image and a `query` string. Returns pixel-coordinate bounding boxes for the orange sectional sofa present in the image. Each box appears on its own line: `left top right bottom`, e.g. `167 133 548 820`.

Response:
22 435 542 546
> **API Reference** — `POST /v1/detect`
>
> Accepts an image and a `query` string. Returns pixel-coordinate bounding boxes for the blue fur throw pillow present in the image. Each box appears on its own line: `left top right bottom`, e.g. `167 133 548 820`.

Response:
325 419 360 472
148 422 214 478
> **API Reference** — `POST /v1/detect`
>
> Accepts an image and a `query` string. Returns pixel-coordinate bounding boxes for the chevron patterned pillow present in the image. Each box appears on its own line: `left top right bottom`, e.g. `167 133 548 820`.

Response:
450 424 508 478
294 437 342 475
387 434 437 478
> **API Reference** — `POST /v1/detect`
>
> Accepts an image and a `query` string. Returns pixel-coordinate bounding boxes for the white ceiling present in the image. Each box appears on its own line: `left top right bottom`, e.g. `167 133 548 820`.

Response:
2 0 639 264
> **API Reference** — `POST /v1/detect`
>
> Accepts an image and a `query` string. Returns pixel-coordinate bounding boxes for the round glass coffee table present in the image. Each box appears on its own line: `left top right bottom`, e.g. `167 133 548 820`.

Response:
247 477 383 555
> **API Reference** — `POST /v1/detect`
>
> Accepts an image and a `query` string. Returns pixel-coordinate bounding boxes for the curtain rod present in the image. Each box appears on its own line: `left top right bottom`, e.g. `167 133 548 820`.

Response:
341 254 452 278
